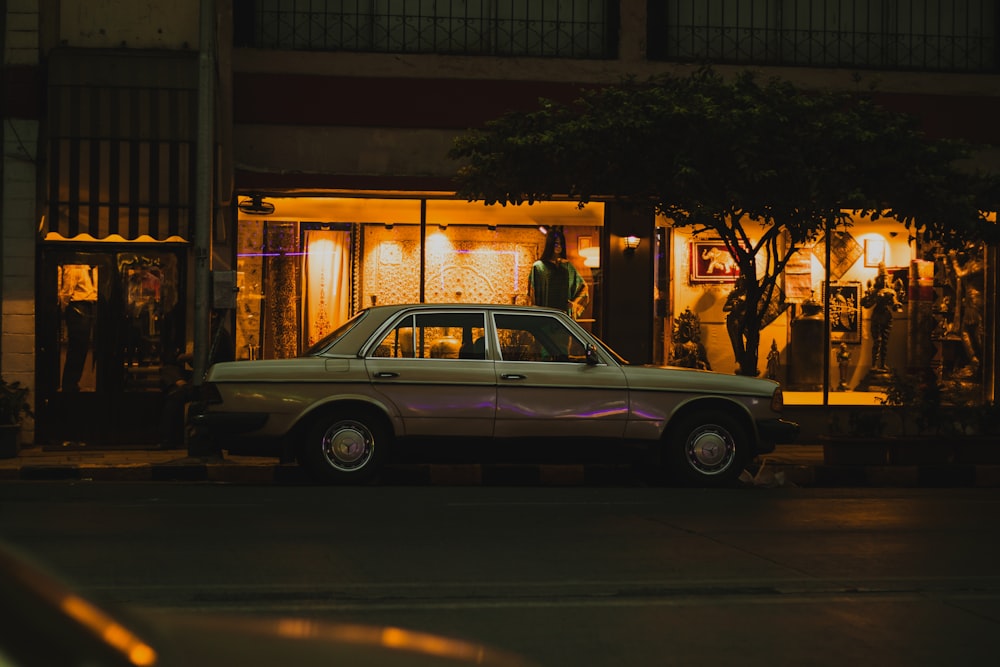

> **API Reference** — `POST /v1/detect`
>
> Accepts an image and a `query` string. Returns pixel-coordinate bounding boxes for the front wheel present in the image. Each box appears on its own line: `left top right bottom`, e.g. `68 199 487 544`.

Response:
666 410 749 486
301 411 389 485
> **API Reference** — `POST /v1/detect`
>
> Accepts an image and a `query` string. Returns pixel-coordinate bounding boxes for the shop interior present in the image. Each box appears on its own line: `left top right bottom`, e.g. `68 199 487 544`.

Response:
235 196 989 408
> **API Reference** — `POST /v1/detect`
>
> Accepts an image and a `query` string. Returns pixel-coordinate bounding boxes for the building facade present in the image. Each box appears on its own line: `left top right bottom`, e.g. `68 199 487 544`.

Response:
2 0 998 447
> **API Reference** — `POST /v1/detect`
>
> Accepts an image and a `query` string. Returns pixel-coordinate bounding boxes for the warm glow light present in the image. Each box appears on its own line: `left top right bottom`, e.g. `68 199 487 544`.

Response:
623 235 641 252
60 595 158 666
579 246 601 268
271 619 505 663
426 230 452 256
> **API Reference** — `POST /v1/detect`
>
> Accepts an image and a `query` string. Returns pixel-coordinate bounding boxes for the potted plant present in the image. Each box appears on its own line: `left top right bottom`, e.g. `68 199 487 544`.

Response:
0 376 34 458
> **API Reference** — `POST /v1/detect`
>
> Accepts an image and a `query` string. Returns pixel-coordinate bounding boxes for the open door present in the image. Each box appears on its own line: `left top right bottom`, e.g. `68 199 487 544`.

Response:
36 245 187 447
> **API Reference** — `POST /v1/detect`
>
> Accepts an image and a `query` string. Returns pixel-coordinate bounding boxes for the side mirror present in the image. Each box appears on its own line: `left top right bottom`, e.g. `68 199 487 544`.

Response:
585 343 600 365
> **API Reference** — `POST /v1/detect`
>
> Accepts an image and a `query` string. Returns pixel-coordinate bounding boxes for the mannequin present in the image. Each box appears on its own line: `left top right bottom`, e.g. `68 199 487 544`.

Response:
529 228 588 318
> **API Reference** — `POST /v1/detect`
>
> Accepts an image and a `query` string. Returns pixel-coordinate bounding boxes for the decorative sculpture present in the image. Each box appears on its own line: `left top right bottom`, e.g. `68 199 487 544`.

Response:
671 308 711 370
836 342 851 391
860 262 904 372
766 340 780 381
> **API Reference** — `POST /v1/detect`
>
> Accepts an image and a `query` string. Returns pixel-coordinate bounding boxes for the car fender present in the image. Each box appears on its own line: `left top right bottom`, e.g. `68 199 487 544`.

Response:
291 392 404 438
659 394 761 444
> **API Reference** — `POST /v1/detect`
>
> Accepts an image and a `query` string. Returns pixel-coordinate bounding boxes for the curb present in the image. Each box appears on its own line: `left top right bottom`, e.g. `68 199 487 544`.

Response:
2 460 1000 487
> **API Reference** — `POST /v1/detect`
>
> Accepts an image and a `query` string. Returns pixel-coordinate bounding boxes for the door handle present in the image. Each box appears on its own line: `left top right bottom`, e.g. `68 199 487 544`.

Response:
500 373 525 380
373 372 399 378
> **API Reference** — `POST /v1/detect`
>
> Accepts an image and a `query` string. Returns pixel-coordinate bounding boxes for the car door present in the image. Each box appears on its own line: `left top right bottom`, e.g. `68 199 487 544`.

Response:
364 310 496 437
492 311 629 439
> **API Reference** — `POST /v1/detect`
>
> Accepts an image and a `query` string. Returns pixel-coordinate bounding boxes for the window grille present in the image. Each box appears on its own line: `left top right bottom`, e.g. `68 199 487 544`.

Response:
236 0 618 59
647 0 997 73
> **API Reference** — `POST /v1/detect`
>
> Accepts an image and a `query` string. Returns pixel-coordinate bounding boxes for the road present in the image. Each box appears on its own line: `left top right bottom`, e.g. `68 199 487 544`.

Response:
1 483 998 666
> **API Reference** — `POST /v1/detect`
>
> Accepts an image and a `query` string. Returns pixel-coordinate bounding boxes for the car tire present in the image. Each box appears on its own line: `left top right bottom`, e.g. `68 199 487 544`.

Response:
667 410 748 487
301 410 389 485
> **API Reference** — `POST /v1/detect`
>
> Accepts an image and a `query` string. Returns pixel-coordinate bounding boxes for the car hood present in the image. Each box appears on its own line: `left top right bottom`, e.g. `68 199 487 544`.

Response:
621 364 779 396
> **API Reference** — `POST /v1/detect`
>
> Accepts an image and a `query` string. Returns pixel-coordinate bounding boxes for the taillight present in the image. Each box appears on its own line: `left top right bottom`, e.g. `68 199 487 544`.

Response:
770 387 784 412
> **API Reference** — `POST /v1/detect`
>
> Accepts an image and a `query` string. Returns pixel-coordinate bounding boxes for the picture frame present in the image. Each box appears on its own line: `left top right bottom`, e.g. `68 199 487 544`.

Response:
812 231 863 281
690 240 739 283
824 281 862 343
864 238 886 267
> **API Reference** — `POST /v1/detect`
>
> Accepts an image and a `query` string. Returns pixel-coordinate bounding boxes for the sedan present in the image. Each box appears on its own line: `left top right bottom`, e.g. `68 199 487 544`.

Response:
192 304 798 486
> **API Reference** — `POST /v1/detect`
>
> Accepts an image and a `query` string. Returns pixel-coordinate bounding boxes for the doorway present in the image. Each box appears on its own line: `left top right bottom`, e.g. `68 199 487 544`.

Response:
36 244 188 447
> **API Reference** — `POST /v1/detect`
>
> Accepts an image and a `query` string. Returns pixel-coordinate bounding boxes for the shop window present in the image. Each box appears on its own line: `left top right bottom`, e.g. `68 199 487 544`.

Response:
664 217 981 406
236 198 604 361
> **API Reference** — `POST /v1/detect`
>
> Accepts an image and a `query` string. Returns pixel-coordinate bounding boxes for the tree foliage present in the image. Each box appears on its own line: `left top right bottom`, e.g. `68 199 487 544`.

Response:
450 68 998 375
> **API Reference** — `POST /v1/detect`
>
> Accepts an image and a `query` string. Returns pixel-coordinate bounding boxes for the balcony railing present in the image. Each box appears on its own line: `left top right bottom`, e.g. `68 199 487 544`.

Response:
647 0 998 73
235 0 618 59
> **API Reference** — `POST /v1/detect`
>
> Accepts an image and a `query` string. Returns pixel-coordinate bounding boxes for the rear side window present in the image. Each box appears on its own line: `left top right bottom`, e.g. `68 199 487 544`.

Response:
370 312 487 359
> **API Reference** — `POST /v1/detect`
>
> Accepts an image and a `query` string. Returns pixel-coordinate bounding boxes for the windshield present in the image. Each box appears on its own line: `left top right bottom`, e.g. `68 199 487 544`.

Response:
303 311 367 356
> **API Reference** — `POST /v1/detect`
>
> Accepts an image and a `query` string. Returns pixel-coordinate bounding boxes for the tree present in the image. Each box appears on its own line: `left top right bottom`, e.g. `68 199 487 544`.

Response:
450 68 998 375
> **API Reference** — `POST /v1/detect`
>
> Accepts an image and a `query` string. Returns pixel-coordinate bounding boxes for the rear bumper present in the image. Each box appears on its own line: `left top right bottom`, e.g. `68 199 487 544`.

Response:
755 418 800 453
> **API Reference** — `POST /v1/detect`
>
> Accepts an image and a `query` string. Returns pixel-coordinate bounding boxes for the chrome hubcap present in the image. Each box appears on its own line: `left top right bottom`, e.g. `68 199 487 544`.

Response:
686 425 735 474
322 421 373 472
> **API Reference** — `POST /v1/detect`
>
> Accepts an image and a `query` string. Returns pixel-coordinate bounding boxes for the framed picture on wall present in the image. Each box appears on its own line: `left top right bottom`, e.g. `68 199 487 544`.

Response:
690 240 740 283
825 281 862 343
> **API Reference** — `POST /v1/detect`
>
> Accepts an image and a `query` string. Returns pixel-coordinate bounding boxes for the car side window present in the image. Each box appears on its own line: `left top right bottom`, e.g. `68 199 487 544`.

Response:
494 313 588 363
370 312 487 359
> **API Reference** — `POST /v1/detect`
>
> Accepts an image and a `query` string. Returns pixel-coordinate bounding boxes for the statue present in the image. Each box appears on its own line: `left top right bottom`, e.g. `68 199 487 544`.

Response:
860 263 904 372
948 244 984 379
836 342 851 391
671 308 710 370
766 340 780 381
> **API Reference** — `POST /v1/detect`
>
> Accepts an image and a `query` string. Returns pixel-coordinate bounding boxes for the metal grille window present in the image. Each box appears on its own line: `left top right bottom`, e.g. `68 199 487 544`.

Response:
648 0 997 72
235 0 617 59
46 50 200 241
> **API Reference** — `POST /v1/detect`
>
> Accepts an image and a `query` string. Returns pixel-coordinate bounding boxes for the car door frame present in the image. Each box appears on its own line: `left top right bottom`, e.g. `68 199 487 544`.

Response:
362 308 497 438
491 309 629 439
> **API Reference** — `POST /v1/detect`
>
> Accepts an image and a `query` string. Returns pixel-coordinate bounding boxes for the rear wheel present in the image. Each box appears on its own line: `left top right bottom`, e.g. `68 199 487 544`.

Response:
667 410 749 486
301 410 389 485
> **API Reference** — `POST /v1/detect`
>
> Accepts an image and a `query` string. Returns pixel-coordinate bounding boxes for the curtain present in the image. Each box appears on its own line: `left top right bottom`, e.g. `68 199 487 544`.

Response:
303 230 351 348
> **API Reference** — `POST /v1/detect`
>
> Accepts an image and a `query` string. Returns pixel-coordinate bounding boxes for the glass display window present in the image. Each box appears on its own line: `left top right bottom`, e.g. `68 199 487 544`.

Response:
235 196 604 360
659 212 989 407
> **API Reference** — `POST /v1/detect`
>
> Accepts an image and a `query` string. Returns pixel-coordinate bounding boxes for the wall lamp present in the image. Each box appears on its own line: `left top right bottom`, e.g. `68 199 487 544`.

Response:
622 235 641 255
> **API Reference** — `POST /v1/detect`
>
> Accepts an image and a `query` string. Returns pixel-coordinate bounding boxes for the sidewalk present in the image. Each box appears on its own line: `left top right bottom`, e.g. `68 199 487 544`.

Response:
1 443 999 487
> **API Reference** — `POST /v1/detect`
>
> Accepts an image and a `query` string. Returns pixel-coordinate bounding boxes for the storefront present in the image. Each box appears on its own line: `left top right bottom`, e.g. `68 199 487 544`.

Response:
230 197 995 410
231 196 607 360
660 212 996 409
